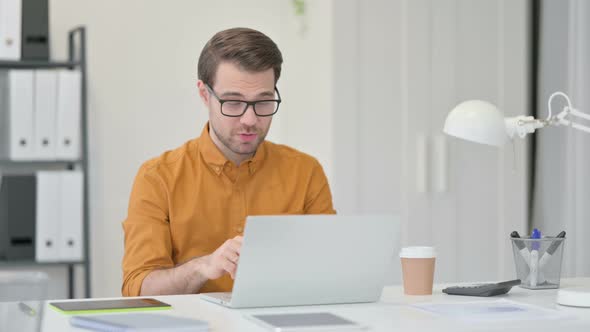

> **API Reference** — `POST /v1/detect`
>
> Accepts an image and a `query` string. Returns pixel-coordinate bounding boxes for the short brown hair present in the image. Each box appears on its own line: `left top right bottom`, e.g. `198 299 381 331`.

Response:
198 27 283 87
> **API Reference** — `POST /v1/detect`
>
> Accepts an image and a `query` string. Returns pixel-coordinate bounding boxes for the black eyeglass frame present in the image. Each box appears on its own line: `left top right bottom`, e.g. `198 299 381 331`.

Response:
205 84 282 117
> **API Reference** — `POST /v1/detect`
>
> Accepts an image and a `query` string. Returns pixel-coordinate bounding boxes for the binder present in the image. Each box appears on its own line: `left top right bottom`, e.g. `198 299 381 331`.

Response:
33 70 57 160
58 170 83 261
0 0 22 60
56 70 81 160
0 174 36 260
35 171 60 262
21 0 49 60
0 70 35 160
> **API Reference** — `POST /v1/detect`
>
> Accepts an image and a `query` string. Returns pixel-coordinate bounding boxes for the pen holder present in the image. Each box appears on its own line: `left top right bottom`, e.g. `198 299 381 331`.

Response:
510 237 565 289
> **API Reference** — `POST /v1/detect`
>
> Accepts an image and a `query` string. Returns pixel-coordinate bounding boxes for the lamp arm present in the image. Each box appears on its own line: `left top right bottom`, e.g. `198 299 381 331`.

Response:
547 91 574 120
554 107 590 134
543 91 590 133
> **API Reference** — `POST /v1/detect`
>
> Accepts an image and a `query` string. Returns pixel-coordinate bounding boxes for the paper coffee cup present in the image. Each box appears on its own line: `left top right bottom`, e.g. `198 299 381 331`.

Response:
400 246 436 295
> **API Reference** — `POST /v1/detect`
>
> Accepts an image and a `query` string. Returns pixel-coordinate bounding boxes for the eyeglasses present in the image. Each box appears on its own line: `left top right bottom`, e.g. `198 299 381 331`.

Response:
206 84 282 117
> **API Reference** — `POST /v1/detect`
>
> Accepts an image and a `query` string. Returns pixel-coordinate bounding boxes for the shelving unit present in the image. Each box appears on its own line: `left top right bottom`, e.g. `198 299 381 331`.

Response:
0 27 89 298
0 60 79 68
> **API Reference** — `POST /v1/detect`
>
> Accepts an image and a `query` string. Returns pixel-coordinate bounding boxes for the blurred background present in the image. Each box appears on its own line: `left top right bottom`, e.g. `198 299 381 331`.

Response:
0 0 588 299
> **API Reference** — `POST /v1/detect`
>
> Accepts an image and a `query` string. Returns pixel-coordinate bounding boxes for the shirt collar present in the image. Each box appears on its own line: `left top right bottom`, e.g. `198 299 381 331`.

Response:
198 122 266 176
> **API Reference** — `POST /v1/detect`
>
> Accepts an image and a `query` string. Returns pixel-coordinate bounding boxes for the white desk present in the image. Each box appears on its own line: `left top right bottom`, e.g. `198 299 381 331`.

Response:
42 278 590 331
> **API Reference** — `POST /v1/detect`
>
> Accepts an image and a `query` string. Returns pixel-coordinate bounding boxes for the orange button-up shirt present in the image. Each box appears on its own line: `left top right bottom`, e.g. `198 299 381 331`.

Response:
121 123 336 296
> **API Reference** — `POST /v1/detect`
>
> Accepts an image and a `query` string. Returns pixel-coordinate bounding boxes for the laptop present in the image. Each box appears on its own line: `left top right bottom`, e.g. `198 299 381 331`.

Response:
201 214 399 308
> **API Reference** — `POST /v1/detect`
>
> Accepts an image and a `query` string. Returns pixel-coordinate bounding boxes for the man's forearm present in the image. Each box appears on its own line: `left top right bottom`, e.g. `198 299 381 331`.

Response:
140 256 209 295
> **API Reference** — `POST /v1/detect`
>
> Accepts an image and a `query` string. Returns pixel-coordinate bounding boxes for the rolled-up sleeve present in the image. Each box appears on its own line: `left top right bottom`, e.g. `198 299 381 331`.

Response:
121 163 174 296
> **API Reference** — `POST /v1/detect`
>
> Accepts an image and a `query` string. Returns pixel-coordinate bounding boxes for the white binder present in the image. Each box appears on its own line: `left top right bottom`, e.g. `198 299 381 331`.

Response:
0 0 22 60
58 170 84 261
35 171 61 262
33 70 58 160
0 70 35 160
56 70 81 160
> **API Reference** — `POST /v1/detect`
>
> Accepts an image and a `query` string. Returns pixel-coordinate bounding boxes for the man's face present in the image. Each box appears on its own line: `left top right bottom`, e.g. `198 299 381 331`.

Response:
198 62 276 162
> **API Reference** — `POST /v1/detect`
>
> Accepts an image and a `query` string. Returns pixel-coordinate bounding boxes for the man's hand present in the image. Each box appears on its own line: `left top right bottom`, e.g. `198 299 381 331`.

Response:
140 235 243 296
201 235 243 280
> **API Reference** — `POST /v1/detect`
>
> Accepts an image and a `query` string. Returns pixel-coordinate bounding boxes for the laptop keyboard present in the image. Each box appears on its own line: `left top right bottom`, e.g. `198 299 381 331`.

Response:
217 293 232 302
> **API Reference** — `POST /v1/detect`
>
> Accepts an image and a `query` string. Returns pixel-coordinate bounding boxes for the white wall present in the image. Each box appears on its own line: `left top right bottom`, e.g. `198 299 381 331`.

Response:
534 0 590 277
333 0 530 283
38 0 531 297
49 0 334 297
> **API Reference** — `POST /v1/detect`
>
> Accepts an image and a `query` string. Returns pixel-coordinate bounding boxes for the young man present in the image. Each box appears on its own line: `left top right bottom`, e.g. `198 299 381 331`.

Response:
121 28 335 296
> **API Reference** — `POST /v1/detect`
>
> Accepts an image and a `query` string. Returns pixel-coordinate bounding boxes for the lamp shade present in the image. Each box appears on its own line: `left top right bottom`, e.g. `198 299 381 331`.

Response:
443 100 508 147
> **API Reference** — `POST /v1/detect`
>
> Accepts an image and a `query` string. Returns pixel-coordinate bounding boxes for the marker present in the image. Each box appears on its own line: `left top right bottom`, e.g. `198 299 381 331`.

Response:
511 231 531 263
530 228 541 287
538 231 566 268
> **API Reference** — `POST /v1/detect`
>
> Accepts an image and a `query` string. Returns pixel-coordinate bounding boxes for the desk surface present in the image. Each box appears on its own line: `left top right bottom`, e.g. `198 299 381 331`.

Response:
42 278 590 331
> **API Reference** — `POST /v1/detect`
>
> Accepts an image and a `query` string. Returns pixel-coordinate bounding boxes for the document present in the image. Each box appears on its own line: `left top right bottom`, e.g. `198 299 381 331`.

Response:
412 299 571 323
69 313 208 332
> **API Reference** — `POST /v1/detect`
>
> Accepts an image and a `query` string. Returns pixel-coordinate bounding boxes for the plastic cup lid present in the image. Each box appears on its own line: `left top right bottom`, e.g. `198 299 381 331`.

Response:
399 246 437 258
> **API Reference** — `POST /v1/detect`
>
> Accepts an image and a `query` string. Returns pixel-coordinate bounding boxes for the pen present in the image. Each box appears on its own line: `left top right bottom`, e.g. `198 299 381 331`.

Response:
18 302 36 317
538 231 566 268
529 228 541 287
511 231 531 263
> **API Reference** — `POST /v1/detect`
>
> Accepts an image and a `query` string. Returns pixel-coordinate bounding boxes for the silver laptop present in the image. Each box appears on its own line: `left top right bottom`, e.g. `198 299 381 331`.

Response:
201 214 399 308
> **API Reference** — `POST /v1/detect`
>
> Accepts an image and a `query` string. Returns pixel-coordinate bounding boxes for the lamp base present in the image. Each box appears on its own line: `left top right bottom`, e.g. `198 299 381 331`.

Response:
557 287 590 307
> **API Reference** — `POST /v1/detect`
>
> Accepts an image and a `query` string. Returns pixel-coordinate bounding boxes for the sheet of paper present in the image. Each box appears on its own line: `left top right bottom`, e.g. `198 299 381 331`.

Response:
411 299 570 323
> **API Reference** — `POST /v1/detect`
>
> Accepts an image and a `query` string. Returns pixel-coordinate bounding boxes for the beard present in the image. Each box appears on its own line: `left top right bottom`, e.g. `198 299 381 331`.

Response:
210 123 268 156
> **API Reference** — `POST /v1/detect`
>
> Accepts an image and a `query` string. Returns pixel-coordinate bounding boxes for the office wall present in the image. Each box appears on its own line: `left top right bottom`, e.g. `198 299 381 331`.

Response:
48 0 334 297
333 0 530 283
30 0 531 298
533 0 590 277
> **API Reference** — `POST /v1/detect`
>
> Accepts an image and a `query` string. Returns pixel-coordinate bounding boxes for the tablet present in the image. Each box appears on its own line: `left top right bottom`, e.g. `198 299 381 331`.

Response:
246 312 366 331
49 298 171 314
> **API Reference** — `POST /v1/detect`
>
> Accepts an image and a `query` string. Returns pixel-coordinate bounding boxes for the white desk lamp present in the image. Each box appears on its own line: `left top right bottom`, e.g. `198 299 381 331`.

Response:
443 91 590 308
444 92 590 146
